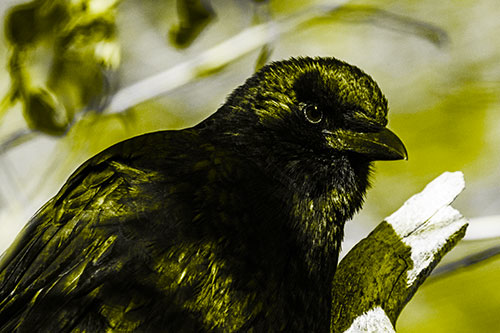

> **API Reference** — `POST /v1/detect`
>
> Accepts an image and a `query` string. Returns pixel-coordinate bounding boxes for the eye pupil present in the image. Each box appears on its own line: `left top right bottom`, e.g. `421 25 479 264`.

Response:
303 104 323 124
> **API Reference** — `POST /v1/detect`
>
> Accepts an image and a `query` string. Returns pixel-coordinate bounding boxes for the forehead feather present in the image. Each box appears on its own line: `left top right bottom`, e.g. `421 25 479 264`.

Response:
267 58 388 124
247 57 389 127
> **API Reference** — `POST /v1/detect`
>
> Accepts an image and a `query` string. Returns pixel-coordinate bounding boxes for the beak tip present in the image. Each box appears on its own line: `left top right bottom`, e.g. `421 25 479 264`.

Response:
399 146 409 161
370 128 408 162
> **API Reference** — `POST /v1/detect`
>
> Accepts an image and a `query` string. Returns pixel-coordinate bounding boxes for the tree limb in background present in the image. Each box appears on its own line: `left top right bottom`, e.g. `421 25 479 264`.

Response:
428 215 500 280
331 172 467 332
311 4 449 46
430 244 500 280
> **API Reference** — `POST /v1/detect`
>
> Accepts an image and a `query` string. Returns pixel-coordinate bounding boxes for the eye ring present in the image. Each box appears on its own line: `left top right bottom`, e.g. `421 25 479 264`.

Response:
301 103 323 124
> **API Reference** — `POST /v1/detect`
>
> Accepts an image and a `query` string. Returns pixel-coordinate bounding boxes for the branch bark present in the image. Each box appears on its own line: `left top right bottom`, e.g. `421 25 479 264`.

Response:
331 171 468 332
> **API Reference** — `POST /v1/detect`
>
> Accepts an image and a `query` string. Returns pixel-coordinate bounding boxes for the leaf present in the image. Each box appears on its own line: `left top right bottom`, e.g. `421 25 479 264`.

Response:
23 87 69 136
169 0 215 48
254 44 273 71
5 1 69 47
4 2 39 46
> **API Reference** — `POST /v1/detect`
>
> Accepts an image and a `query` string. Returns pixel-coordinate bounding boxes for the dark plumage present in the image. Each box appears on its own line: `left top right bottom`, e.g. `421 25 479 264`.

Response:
0 57 406 331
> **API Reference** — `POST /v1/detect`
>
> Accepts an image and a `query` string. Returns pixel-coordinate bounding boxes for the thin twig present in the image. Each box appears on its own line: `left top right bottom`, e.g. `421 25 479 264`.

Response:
0 129 39 153
429 244 500 280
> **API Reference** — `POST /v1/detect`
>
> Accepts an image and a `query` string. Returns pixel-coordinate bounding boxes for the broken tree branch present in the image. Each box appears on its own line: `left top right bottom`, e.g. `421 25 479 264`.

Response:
331 171 468 332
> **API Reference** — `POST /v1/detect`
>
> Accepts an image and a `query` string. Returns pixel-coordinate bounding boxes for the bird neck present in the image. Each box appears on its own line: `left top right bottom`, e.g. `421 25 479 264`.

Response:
197 107 370 280
271 155 370 327
198 112 370 280
285 155 370 282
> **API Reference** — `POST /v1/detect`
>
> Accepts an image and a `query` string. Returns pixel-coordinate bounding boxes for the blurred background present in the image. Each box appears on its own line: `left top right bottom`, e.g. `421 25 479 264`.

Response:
0 0 499 331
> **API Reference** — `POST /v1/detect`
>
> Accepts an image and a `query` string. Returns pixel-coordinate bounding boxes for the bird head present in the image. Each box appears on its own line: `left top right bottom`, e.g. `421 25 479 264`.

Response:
202 57 407 274
206 56 406 202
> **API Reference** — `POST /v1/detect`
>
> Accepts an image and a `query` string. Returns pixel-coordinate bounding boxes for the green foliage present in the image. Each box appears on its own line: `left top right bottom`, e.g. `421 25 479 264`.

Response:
3 0 120 135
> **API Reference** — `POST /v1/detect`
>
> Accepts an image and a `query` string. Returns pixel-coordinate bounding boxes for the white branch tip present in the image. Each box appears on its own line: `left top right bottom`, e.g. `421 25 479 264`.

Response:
385 171 465 237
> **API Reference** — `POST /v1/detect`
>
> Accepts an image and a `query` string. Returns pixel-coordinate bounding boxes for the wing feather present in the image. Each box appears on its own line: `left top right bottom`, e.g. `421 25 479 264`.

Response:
0 131 219 331
0 153 153 331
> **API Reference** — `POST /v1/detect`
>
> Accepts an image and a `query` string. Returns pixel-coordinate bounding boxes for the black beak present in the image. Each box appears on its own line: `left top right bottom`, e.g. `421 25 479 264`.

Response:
323 127 408 161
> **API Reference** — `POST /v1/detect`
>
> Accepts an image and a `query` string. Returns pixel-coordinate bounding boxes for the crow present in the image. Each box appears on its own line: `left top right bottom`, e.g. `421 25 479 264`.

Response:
0 57 407 332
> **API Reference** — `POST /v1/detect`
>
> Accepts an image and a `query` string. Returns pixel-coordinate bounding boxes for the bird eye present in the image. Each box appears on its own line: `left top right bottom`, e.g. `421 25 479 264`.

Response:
302 104 323 124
